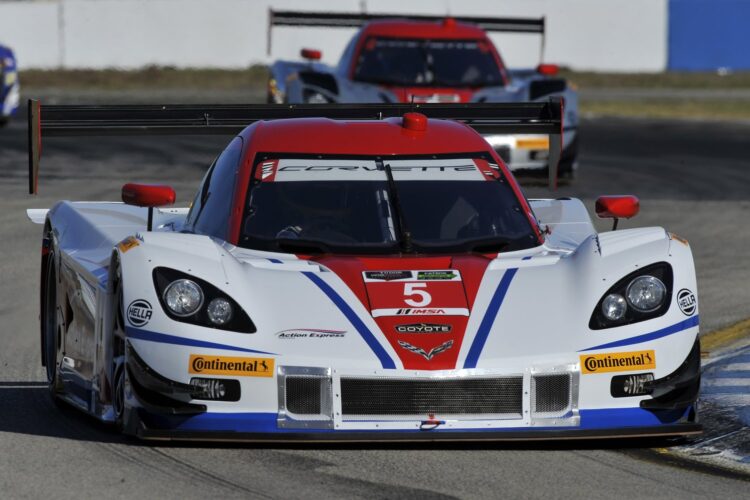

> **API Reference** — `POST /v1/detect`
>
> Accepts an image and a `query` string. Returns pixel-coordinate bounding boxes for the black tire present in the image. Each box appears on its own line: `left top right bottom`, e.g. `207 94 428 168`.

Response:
557 136 579 181
42 249 61 389
110 262 127 431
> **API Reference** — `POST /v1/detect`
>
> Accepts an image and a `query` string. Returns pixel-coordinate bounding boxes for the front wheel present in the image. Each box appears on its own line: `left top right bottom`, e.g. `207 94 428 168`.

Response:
110 263 127 431
42 250 62 389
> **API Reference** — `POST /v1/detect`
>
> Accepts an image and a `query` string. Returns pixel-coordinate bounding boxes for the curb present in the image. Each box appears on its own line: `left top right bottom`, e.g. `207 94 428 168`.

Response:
658 319 750 476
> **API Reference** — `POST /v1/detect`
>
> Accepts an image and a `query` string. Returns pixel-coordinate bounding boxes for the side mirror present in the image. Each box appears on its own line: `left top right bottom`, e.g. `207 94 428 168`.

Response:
300 48 322 61
595 195 639 231
536 63 559 76
122 183 175 231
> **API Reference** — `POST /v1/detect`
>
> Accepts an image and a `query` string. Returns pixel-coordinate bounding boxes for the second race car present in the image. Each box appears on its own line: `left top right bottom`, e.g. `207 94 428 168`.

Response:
267 10 579 178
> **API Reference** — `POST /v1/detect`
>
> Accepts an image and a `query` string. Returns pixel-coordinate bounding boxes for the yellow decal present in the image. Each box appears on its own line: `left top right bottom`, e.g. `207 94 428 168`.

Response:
580 350 655 374
669 232 689 246
189 355 274 377
516 137 550 150
117 236 139 253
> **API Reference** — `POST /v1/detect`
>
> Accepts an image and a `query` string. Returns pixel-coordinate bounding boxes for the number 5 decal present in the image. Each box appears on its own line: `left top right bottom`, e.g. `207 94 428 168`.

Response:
404 283 432 307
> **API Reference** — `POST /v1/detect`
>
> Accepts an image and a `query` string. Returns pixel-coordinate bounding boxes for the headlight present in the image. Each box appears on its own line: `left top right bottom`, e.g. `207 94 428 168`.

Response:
626 276 666 312
153 267 256 333
601 294 627 321
164 279 203 316
589 262 673 330
207 298 233 325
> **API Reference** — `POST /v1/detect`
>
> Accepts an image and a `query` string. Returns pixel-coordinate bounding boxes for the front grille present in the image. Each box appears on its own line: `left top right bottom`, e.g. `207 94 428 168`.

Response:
286 376 327 415
532 374 571 416
341 377 523 417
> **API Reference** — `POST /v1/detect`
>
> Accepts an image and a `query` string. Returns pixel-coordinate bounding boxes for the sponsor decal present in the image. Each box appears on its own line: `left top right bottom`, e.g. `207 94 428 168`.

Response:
677 289 697 316
276 328 346 339
580 350 656 374
117 235 140 253
364 270 413 281
397 308 445 315
395 323 452 334
260 160 276 180
416 270 456 281
397 340 454 360
669 232 690 246
126 299 152 327
189 355 274 377
516 137 550 150
371 307 469 317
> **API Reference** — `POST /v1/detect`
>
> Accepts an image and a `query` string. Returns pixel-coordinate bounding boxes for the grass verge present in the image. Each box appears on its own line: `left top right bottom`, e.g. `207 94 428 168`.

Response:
17 67 750 120
19 66 269 90
580 99 750 121
561 70 750 89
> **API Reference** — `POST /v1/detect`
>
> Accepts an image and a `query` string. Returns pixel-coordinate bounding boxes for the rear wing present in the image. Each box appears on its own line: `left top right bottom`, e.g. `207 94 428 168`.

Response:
27 97 563 193
267 9 545 58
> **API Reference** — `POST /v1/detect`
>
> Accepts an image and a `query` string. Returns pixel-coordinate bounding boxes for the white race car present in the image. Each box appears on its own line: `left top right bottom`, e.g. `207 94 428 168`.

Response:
27 100 701 441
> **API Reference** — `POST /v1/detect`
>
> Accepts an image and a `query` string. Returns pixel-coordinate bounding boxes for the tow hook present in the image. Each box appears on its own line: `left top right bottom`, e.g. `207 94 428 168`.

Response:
419 414 445 430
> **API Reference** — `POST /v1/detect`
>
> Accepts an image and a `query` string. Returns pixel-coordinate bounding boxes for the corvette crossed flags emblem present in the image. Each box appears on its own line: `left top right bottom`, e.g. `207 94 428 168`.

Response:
397 340 454 360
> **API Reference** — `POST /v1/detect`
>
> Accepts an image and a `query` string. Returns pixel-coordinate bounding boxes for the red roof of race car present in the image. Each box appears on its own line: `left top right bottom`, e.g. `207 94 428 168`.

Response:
230 115 542 246
360 19 488 40
239 117 492 156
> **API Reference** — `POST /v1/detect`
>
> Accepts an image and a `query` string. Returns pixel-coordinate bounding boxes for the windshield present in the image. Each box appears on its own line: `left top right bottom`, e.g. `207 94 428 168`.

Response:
353 38 503 87
241 156 537 254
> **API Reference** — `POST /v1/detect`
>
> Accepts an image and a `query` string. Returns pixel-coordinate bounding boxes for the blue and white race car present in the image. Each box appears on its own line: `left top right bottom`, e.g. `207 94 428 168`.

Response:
1 43 19 125
26 100 700 441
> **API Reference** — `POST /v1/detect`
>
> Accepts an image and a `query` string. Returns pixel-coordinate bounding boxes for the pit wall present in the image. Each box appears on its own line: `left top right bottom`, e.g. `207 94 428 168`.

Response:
0 0 670 72
3 1 739 72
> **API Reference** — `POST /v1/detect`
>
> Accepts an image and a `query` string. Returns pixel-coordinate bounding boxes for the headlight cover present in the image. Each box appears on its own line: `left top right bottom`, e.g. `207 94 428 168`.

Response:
589 262 673 330
153 267 256 333
164 279 203 316
626 275 667 312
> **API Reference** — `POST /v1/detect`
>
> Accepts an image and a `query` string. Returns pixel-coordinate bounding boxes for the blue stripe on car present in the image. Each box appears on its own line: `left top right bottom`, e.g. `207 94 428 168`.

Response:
463 267 520 369
579 315 699 352
141 406 691 433
303 271 396 369
125 326 276 355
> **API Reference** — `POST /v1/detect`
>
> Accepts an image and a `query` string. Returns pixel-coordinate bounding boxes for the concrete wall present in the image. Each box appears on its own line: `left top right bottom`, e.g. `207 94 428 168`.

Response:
668 0 750 71
0 0 668 72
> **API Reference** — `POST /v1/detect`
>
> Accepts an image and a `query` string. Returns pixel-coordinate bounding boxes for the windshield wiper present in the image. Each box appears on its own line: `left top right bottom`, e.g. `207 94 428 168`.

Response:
275 238 332 254
380 161 413 253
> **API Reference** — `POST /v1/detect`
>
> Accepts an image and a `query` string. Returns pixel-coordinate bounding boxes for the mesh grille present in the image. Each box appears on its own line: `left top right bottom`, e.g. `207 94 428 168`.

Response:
285 376 324 415
532 374 571 415
341 377 522 417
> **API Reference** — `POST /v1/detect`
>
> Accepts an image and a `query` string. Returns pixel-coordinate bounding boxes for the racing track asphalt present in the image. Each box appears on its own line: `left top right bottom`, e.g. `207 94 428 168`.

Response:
0 108 749 499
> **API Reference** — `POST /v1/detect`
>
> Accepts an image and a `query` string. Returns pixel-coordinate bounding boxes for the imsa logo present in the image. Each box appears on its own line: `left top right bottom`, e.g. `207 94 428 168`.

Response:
127 299 152 327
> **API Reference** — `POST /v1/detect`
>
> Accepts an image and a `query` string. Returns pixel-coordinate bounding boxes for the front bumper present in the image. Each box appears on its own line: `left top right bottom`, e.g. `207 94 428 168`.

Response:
123 339 701 441
131 407 700 442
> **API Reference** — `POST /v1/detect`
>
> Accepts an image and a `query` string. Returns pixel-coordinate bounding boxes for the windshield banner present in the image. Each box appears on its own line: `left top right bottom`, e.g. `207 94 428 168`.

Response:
258 158 495 182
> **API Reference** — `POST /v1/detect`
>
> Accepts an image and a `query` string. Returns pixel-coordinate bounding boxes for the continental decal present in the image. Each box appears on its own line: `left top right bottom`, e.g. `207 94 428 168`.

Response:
188 355 274 377
117 236 140 253
580 350 655 374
